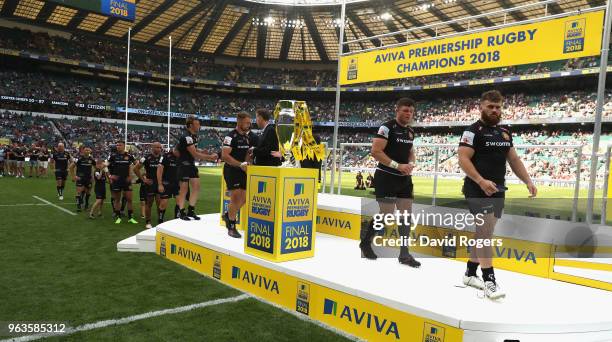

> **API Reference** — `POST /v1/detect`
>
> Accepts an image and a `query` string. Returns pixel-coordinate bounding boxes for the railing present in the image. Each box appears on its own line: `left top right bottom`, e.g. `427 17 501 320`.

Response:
321 143 611 223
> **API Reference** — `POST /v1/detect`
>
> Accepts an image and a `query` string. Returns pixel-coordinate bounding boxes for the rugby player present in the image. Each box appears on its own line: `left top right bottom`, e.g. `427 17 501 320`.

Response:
0 144 5 177
176 117 219 221
157 147 181 223
89 159 109 219
28 144 40 178
458 90 537 300
69 147 95 212
135 142 163 229
51 143 71 200
359 97 420 268
38 146 50 177
15 143 25 178
221 112 257 238
107 141 138 224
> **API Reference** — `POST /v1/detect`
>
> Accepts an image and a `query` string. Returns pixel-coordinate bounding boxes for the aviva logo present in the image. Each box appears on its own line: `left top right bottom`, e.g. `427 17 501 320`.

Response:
258 181 267 193
323 298 400 339
170 243 202 264
294 183 304 196
231 266 279 294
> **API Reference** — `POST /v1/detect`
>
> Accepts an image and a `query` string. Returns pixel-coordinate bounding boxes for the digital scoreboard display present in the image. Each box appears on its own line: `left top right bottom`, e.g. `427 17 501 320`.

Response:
49 0 135 21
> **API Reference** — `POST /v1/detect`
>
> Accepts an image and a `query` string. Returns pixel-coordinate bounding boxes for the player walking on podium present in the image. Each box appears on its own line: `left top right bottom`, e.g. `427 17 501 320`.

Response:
458 90 537 299
222 112 258 238
359 98 421 268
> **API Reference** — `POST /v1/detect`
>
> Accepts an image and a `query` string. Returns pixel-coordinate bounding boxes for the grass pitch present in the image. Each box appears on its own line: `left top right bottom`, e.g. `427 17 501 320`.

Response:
0 167 605 341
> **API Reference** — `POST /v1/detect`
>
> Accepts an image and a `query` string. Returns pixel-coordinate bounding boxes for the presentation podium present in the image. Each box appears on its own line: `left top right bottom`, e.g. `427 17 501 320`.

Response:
244 165 318 262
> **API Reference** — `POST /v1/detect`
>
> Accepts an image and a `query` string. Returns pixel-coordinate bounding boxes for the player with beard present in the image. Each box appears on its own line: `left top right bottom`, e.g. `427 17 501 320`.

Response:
359 98 420 268
70 147 95 212
135 142 163 229
176 117 219 221
51 143 72 200
221 112 257 238
458 90 537 300
108 141 138 224
157 148 181 223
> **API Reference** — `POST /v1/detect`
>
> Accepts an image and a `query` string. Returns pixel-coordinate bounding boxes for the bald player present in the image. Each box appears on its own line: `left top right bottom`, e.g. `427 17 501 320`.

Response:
135 142 163 229
51 142 72 200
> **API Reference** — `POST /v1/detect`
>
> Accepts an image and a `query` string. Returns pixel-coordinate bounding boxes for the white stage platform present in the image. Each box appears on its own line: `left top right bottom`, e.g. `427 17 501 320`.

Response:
143 213 612 342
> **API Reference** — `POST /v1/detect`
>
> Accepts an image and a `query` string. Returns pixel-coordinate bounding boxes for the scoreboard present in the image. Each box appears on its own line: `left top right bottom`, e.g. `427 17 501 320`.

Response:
49 0 135 21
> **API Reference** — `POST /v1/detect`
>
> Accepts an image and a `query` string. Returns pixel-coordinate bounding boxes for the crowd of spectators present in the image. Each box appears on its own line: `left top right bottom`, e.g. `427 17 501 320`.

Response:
0 26 605 88
3 69 612 125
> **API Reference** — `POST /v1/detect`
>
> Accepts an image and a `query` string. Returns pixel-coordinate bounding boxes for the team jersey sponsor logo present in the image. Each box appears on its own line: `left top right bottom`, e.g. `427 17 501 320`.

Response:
377 126 390 138
461 131 475 145
223 136 232 146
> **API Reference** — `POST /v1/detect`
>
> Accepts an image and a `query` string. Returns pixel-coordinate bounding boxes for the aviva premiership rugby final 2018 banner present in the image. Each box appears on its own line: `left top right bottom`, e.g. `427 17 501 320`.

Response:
339 11 604 85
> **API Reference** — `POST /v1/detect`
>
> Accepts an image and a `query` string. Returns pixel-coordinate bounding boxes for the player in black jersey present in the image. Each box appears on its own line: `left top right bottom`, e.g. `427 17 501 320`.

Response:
176 116 219 221
221 112 257 238
51 143 72 200
28 145 39 178
107 141 138 224
14 144 25 178
157 148 181 223
135 142 163 229
359 97 421 268
89 159 109 219
458 90 537 300
69 147 95 212
38 147 50 178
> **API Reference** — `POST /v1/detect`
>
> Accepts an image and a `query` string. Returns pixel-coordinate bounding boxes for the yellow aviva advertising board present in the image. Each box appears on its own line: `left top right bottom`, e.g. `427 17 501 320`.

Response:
340 10 604 85
157 232 464 341
245 166 318 262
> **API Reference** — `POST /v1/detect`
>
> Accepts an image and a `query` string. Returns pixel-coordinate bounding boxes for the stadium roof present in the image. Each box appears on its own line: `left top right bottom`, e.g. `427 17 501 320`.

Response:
0 0 604 62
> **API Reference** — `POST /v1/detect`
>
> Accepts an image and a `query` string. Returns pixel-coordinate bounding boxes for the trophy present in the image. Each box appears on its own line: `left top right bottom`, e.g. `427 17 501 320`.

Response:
273 100 325 168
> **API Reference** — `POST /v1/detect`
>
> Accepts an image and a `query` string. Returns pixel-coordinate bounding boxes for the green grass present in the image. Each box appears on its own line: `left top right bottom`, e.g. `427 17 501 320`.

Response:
0 167 607 341
0 170 349 341
327 171 607 223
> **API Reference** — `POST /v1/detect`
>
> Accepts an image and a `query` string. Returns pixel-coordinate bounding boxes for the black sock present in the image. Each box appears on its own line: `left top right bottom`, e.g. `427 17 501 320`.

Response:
188 205 195 214
59 186 64 196
114 210 120 218
128 210 133 219
174 205 180 218
158 209 166 223
57 186 61 196
466 260 479 277
75 195 81 209
360 219 376 245
481 267 496 283
85 194 90 208
121 197 127 211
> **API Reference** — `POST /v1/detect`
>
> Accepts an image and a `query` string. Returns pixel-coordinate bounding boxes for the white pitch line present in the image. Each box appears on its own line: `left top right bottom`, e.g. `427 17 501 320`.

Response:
2 294 250 342
0 203 49 207
31 196 77 216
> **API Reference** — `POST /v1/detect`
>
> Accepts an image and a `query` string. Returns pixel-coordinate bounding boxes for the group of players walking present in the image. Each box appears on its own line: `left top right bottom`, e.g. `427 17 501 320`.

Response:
358 90 537 300
0 143 51 178
6 90 534 300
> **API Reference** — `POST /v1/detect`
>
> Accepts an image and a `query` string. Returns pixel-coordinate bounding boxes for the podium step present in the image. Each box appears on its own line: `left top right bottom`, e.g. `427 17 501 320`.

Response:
117 229 156 253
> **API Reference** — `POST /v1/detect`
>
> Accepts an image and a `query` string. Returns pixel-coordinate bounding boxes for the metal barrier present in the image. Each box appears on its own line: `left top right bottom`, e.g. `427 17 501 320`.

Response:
320 142 609 223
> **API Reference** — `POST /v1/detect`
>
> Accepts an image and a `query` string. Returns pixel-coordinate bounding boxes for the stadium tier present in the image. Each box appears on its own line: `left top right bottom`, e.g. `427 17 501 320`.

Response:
2 1 612 341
